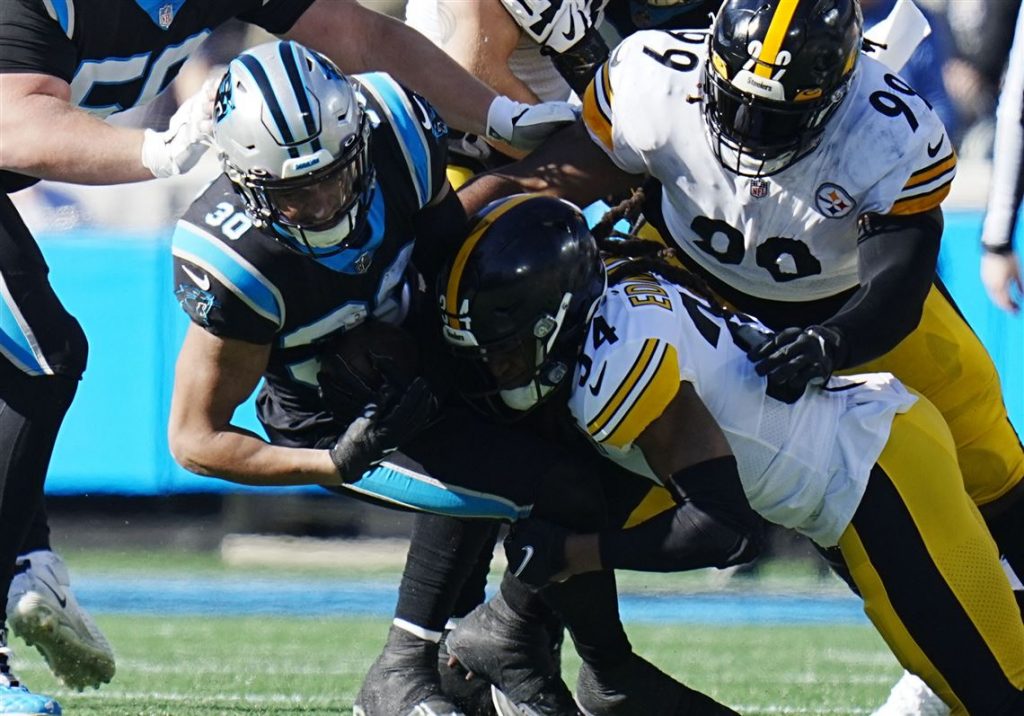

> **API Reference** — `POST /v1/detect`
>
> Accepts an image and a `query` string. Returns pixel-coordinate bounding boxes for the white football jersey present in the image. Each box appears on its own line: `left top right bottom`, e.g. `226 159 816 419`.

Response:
568 269 916 546
582 30 956 302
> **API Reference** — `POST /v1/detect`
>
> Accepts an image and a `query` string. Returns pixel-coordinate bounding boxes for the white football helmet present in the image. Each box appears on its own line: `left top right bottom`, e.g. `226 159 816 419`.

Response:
213 41 374 257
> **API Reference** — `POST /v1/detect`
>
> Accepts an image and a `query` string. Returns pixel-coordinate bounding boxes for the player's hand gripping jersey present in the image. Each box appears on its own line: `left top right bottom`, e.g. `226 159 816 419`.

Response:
569 266 915 547
582 30 956 302
171 72 448 408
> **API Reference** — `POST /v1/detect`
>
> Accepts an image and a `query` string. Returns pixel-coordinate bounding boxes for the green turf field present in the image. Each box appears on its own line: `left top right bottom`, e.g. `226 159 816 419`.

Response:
8 547 902 715
12 615 898 715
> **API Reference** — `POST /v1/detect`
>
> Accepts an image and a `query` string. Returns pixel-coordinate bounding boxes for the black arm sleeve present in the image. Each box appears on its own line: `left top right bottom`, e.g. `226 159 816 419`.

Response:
822 209 942 369
547 28 609 97
597 456 764 573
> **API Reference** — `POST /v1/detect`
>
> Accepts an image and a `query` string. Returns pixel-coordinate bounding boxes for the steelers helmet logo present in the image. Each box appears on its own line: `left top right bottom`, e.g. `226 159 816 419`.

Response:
814 183 856 219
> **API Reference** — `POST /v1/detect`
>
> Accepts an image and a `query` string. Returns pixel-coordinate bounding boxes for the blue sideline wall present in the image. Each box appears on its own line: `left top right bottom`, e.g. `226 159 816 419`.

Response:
39 211 1024 495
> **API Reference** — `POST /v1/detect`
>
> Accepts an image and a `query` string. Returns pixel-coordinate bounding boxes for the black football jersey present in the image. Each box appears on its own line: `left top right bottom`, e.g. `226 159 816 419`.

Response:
0 0 314 192
171 72 449 418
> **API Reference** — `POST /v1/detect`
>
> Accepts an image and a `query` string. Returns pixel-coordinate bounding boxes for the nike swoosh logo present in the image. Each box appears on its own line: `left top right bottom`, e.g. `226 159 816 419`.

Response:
182 264 211 291
40 577 67 609
562 7 579 42
927 135 945 158
513 546 535 578
588 363 607 396
410 94 434 133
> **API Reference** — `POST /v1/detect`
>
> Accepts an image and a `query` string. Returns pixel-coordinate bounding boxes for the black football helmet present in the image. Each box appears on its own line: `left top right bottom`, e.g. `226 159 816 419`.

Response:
438 194 607 420
628 0 720 30
702 0 863 176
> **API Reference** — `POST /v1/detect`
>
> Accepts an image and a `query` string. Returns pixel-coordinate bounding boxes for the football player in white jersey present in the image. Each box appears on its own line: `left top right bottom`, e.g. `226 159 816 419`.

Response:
405 0 615 195
458 0 1024 644
439 194 1024 716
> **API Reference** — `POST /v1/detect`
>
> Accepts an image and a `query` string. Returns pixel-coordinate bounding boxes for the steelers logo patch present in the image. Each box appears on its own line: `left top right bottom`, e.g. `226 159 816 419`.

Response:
814 183 856 219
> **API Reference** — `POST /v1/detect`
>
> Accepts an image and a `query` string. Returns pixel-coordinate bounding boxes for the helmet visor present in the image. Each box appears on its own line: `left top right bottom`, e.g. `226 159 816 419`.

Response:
266 154 366 231
707 77 822 154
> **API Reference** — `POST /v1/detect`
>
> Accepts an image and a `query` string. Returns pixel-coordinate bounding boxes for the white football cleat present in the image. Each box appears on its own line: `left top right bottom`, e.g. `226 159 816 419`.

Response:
8 550 114 691
872 671 950 716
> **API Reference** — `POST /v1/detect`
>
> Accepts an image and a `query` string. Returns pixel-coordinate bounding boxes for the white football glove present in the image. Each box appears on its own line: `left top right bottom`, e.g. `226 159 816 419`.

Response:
486 96 578 151
141 78 217 178
498 0 601 54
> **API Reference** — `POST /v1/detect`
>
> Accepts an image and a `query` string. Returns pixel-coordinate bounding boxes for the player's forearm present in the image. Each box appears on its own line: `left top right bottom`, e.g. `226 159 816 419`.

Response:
171 426 339 487
372 15 496 134
0 94 151 184
458 151 598 215
294 3 495 136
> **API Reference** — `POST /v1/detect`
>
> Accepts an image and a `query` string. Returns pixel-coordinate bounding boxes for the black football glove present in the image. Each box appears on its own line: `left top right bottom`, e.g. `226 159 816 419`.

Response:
503 519 572 589
329 377 439 482
747 325 845 403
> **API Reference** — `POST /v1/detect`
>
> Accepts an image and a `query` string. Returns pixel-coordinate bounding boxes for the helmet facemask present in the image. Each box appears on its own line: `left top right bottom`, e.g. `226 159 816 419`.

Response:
438 195 607 422
702 63 850 176
445 292 581 417
702 0 862 178
228 113 375 258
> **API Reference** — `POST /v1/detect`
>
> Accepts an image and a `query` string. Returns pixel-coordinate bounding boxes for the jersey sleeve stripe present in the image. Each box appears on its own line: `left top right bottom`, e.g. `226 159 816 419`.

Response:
444 194 535 327
889 181 953 215
40 0 74 38
602 343 681 449
358 73 432 207
0 274 54 375
582 64 614 152
587 339 659 438
172 222 286 328
902 152 957 190
587 339 681 449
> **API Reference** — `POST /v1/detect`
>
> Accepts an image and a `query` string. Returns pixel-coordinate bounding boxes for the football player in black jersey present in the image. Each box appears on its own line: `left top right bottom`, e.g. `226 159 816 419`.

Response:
169 41 687 716
0 0 580 711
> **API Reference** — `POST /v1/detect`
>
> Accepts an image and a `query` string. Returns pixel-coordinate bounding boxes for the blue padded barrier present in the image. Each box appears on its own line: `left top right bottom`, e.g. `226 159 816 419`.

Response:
37 212 1023 494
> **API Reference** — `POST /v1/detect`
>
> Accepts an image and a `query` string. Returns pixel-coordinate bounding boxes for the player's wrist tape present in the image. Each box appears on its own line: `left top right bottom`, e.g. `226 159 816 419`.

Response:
982 242 1015 256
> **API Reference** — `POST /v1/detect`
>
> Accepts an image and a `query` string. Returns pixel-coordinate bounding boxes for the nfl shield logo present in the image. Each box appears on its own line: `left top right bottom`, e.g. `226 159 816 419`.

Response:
159 4 174 29
749 178 769 198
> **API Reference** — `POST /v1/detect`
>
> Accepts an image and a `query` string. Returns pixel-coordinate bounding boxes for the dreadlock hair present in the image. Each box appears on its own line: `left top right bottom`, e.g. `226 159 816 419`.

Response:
591 189 733 315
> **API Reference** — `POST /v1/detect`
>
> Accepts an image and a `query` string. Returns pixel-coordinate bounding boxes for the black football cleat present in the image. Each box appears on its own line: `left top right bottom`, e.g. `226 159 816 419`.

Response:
353 625 465 716
575 653 739 716
438 628 498 716
445 594 581 716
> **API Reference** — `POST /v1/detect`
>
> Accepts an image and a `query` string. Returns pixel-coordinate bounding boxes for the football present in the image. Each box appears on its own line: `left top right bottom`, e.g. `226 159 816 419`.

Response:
317 320 421 420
